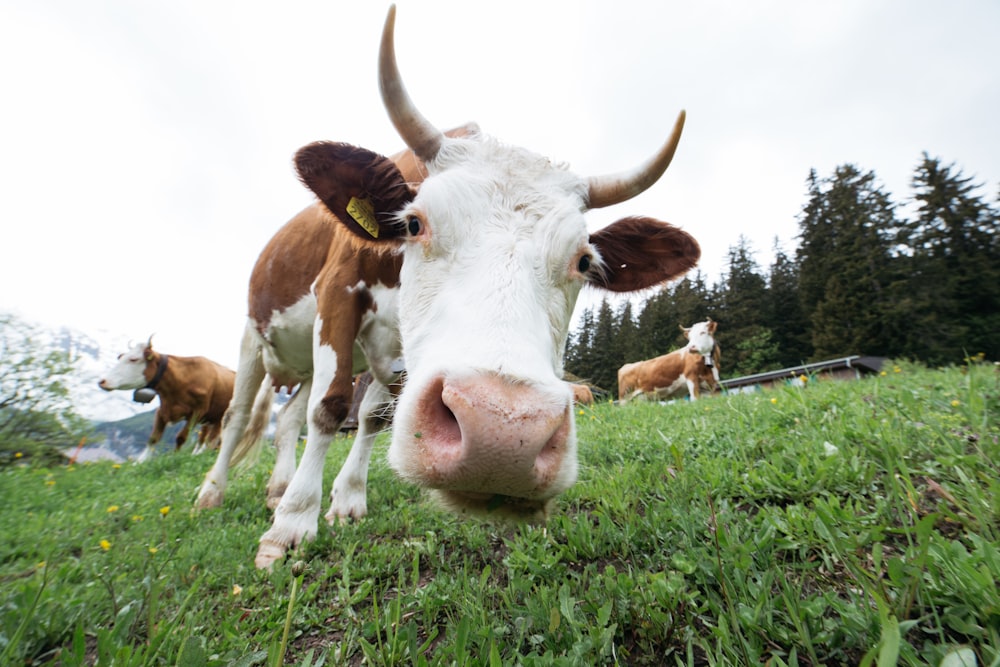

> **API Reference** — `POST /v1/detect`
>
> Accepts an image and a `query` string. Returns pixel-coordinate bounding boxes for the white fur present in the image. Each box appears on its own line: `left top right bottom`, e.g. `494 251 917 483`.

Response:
390 138 585 483
98 342 149 390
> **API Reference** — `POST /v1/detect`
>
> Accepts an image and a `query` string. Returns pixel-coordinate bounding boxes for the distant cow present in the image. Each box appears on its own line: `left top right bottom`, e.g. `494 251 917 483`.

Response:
98 339 236 461
618 319 720 402
197 6 700 570
570 383 595 405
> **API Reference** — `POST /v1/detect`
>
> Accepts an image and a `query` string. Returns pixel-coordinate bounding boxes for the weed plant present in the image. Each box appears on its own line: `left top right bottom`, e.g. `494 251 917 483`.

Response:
0 360 997 665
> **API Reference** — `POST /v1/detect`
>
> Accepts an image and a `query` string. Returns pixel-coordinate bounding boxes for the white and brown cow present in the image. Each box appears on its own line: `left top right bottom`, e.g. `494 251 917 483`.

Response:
98 339 236 460
197 6 701 569
618 319 721 402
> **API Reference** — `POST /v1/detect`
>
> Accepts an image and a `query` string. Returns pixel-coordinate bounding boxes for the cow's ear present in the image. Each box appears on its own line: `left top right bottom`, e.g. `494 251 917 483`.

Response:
588 216 700 293
295 142 414 242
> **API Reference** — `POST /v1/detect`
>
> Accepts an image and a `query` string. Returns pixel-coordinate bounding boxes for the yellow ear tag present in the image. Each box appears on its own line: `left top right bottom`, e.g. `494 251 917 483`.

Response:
347 197 379 238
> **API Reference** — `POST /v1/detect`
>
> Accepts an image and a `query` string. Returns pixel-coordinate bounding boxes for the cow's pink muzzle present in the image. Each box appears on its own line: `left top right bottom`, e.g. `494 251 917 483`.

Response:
391 373 574 518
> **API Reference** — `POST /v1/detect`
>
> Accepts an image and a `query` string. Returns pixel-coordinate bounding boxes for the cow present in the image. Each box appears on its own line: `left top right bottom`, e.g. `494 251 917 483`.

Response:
570 383 596 405
98 339 236 461
197 5 701 570
617 319 721 402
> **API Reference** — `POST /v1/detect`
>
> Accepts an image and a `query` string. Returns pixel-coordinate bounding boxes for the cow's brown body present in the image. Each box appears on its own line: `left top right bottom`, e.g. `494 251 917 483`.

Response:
144 351 235 451
618 320 721 402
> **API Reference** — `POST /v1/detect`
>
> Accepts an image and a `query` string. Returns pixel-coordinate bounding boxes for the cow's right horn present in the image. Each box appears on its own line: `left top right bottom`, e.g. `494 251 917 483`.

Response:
586 110 686 209
379 5 445 164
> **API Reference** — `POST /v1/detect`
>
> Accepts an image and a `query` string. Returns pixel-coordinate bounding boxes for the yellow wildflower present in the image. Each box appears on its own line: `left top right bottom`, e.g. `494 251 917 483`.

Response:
880 371 887 377
148 547 158 555
112 463 121 469
232 584 243 596
798 375 808 384
951 400 961 407
45 480 56 487
14 452 22 459
893 366 901 373
160 506 171 517
578 409 584 416
770 397 778 405
99 540 111 551
107 505 120 513
132 515 143 522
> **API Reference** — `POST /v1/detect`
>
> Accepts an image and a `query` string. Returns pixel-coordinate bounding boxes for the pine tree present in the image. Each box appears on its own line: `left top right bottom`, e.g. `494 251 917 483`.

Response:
717 236 777 375
903 155 1000 362
766 239 811 366
588 298 620 392
796 165 902 359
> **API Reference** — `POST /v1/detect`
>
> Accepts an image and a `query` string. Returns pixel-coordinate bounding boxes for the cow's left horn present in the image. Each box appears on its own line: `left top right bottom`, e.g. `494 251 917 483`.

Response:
586 110 686 209
379 5 445 164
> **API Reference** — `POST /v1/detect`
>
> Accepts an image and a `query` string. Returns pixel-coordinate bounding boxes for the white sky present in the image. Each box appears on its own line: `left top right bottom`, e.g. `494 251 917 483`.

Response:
2 0 998 370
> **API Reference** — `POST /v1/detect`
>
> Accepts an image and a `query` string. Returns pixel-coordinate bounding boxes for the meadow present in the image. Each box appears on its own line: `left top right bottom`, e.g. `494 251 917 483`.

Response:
1 360 997 666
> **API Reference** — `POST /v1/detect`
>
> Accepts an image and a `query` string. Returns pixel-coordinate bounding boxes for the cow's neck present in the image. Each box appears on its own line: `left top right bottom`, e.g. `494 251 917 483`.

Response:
144 354 169 390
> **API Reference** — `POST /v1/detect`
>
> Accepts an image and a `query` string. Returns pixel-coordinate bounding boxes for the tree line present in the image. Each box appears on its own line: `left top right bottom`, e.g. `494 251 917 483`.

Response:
566 155 1000 395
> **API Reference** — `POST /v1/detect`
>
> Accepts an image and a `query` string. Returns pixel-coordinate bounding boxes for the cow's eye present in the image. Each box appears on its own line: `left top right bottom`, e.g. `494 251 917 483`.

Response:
407 215 422 236
577 254 592 274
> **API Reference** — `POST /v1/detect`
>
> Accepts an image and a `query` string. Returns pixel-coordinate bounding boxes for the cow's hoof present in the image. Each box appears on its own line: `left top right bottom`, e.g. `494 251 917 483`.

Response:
255 540 287 570
324 504 367 526
195 486 224 510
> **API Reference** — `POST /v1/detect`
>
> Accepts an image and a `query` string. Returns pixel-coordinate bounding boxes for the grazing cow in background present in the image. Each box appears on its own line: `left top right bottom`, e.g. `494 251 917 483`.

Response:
98 339 236 461
570 383 595 405
198 5 701 570
618 319 721 402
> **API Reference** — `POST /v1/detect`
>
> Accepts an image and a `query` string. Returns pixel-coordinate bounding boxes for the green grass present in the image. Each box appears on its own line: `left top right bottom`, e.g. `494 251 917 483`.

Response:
1 360 998 665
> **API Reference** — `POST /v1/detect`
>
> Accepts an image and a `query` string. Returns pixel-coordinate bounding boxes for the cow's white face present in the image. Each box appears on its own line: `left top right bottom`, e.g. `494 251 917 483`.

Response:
685 321 716 356
98 342 150 391
387 140 589 517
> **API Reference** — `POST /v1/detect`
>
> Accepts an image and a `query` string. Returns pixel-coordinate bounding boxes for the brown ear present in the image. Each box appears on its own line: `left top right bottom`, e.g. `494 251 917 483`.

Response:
295 142 414 241
588 216 700 292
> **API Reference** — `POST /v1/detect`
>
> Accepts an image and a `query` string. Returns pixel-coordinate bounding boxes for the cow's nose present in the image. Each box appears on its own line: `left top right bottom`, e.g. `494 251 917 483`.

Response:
400 373 572 500
98 380 111 391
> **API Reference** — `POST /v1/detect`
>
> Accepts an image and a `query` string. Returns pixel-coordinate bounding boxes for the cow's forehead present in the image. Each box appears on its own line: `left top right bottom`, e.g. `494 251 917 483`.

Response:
122 341 146 357
416 137 588 222
690 322 713 336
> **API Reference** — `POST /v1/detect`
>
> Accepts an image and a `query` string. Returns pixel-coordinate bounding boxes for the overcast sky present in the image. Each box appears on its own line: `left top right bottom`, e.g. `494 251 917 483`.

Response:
2 0 998 371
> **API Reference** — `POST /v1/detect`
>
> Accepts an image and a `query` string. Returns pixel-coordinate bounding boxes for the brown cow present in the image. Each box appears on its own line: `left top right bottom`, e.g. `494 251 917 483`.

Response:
99 339 236 461
197 6 700 570
570 383 595 405
618 319 720 402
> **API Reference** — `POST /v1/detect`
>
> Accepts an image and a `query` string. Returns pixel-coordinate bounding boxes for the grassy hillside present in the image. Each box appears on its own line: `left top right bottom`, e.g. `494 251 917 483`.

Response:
1 360 997 666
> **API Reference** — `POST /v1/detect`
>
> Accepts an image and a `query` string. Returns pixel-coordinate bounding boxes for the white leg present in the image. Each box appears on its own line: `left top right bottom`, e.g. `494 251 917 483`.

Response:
196 322 266 510
686 378 699 401
256 421 335 569
256 329 341 570
266 379 312 509
325 379 391 524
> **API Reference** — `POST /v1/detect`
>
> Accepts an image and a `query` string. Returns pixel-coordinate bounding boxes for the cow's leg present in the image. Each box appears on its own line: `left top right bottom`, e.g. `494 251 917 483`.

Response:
196 322 267 509
266 379 312 509
325 379 393 524
191 426 206 455
686 376 700 401
136 410 168 462
255 318 357 570
173 418 193 451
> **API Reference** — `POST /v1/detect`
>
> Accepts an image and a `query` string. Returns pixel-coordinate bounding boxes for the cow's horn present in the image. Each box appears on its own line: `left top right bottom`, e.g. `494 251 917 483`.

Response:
586 110 686 209
379 5 445 164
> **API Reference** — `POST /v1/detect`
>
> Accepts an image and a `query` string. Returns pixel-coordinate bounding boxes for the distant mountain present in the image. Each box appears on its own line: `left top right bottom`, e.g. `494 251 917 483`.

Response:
88 411 185 461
